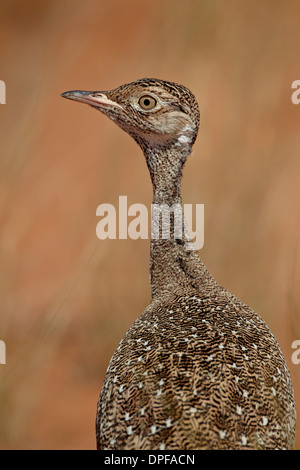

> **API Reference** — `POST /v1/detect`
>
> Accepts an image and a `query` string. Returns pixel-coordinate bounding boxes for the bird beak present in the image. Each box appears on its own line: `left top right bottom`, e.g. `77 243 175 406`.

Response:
60 90 122 110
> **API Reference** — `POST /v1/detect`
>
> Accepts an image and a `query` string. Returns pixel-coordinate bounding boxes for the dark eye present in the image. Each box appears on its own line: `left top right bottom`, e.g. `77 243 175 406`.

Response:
138 95 157 110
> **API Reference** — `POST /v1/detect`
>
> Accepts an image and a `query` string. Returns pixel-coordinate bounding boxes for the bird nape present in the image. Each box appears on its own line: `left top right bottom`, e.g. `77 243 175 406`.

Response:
61 78 296 450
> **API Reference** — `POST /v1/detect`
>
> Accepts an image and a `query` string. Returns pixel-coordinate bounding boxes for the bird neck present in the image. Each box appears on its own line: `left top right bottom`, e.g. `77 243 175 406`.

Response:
143 144 219 301
145 145 185 206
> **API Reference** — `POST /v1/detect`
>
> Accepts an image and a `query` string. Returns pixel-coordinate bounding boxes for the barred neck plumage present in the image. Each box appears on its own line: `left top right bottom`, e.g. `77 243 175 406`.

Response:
142 143 218 300
144 143 184 205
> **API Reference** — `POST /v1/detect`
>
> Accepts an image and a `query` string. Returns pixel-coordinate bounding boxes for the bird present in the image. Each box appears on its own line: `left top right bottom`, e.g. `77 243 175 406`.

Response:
61 78 296 450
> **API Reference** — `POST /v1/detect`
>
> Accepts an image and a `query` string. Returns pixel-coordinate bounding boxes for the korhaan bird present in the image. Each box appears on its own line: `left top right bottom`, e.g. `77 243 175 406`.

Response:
61 78 296 450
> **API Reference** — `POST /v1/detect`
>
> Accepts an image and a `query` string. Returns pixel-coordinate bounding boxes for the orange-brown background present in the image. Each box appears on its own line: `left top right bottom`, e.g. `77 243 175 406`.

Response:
0 0 299 450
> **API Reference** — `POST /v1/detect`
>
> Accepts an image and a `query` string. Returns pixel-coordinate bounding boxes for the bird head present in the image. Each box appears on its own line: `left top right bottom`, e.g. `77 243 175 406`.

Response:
61 78 200 157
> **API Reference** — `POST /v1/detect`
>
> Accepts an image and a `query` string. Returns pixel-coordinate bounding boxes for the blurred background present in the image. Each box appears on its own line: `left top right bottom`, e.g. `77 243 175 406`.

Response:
0 0 299 450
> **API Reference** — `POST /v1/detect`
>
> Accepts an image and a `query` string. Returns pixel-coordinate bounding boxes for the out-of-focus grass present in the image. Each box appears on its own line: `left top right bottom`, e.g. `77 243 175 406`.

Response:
0 0 299 449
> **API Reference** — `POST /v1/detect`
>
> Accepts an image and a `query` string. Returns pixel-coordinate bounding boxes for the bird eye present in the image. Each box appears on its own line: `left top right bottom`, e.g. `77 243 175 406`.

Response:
138 95 157 111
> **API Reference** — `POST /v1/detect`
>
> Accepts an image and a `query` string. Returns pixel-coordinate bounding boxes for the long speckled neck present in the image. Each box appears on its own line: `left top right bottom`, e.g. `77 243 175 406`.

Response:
142 144 219 300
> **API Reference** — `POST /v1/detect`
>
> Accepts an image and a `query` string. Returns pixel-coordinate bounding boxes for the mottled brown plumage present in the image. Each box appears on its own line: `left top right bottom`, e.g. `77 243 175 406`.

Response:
61 78 296 450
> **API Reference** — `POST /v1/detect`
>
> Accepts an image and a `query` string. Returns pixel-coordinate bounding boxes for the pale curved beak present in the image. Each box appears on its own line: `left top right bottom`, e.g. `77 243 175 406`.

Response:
60 90 122 110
